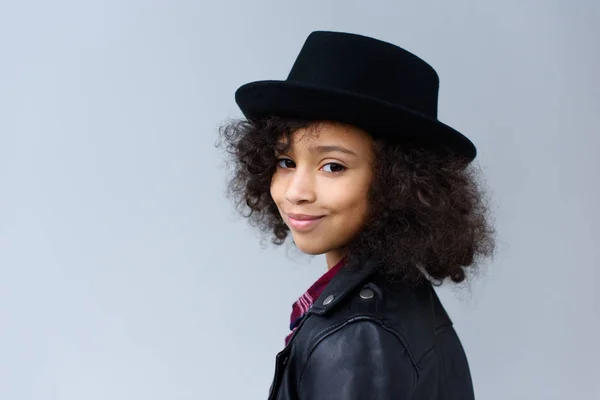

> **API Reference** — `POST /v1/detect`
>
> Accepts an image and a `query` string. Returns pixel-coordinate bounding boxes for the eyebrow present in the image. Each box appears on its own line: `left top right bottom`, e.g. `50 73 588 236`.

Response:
311 145 358 157
276 144 358 157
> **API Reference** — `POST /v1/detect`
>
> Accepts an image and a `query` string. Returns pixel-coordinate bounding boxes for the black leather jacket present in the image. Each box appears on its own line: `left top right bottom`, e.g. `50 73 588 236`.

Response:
268 258 475 399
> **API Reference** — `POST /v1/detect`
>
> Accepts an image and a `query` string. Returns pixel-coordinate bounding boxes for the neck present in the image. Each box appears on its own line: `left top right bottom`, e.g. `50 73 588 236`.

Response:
325 249 347 270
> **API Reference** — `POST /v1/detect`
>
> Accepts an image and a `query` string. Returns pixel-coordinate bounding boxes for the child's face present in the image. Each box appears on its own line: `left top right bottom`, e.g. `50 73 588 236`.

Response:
270 121 374 261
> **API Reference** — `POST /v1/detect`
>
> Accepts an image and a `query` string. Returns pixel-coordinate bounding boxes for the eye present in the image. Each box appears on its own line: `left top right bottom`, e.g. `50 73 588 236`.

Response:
322 163 346 173
275 159 346 174
276 158 295 169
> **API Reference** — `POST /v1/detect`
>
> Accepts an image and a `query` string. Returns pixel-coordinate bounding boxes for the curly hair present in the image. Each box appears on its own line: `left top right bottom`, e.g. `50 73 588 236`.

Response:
216 116 496 286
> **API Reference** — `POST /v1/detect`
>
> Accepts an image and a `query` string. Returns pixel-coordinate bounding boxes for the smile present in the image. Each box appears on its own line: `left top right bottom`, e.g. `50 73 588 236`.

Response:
287 215 325 231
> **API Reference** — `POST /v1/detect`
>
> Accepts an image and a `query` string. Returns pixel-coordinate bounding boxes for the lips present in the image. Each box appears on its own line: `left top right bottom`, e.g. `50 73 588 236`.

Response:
286 213 325 231
286 213 324 221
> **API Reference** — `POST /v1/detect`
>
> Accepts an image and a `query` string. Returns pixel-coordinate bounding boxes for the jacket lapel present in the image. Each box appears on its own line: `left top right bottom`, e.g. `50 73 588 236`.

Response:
307 257 378 316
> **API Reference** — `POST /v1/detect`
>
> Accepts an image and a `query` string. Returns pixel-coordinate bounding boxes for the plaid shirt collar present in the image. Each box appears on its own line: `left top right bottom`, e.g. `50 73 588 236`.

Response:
285 256 347 345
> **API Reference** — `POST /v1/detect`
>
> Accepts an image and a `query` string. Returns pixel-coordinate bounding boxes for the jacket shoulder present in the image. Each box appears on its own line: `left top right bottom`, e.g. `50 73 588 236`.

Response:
312 275 453 365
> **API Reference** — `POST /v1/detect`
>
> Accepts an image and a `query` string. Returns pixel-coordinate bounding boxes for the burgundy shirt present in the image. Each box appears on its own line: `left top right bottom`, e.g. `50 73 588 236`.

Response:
285 256 347 345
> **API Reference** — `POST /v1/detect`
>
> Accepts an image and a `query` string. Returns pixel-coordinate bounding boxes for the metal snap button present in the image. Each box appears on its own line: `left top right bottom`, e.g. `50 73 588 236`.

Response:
323 294 334 305
359 288 374 300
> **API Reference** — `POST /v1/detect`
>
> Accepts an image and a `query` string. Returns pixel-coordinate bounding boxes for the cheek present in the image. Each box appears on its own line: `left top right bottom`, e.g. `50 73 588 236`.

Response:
334 176 372 224
329 185 370 220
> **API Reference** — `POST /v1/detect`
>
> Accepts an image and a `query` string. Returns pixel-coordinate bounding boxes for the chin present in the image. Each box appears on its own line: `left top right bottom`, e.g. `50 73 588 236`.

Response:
292 238 328 255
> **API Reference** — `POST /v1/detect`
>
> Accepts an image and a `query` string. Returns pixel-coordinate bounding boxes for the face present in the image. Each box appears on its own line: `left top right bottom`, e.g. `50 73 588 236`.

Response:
270 121 375 268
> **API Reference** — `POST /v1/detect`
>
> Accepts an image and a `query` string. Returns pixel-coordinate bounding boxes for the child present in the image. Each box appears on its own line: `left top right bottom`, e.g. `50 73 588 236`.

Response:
218 31 495 400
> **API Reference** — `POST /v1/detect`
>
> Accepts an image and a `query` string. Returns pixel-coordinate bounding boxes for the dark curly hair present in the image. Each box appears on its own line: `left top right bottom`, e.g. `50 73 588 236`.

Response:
216 116 496 286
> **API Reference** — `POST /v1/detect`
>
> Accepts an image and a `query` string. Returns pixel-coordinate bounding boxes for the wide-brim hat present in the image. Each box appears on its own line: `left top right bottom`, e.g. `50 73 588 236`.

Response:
235 31 477 162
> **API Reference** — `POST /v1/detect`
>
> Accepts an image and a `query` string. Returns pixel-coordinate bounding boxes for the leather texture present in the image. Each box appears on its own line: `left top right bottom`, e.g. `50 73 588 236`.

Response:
268 258 475 400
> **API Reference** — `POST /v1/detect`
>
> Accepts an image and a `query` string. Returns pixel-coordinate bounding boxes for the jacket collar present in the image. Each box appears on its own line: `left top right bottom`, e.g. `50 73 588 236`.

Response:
307 257 378 316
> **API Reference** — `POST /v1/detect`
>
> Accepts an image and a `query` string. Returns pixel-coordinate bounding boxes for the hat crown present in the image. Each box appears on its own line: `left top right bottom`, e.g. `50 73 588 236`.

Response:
286 31 440 118
234 30 477 162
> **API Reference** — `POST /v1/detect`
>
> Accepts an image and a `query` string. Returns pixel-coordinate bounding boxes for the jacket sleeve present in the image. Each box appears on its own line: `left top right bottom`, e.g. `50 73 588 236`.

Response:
298 320 416 400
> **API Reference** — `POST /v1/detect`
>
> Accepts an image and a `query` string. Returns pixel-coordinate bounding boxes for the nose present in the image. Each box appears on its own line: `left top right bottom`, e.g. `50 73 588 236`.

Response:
284 167 316 205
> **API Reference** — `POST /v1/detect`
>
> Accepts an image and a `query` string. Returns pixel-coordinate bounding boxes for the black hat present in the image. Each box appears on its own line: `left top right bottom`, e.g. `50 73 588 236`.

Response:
235 31 476 162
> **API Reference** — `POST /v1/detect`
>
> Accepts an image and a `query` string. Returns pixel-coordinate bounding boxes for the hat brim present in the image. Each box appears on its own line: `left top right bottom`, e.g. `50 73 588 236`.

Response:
235 80 476 162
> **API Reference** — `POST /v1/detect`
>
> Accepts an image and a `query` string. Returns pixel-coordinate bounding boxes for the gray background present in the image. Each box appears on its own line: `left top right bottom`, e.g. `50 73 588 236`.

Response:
1 1 599 399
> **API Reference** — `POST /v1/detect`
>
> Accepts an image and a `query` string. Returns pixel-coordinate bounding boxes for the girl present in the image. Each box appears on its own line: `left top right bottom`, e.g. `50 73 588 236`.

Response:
218 31 495 400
